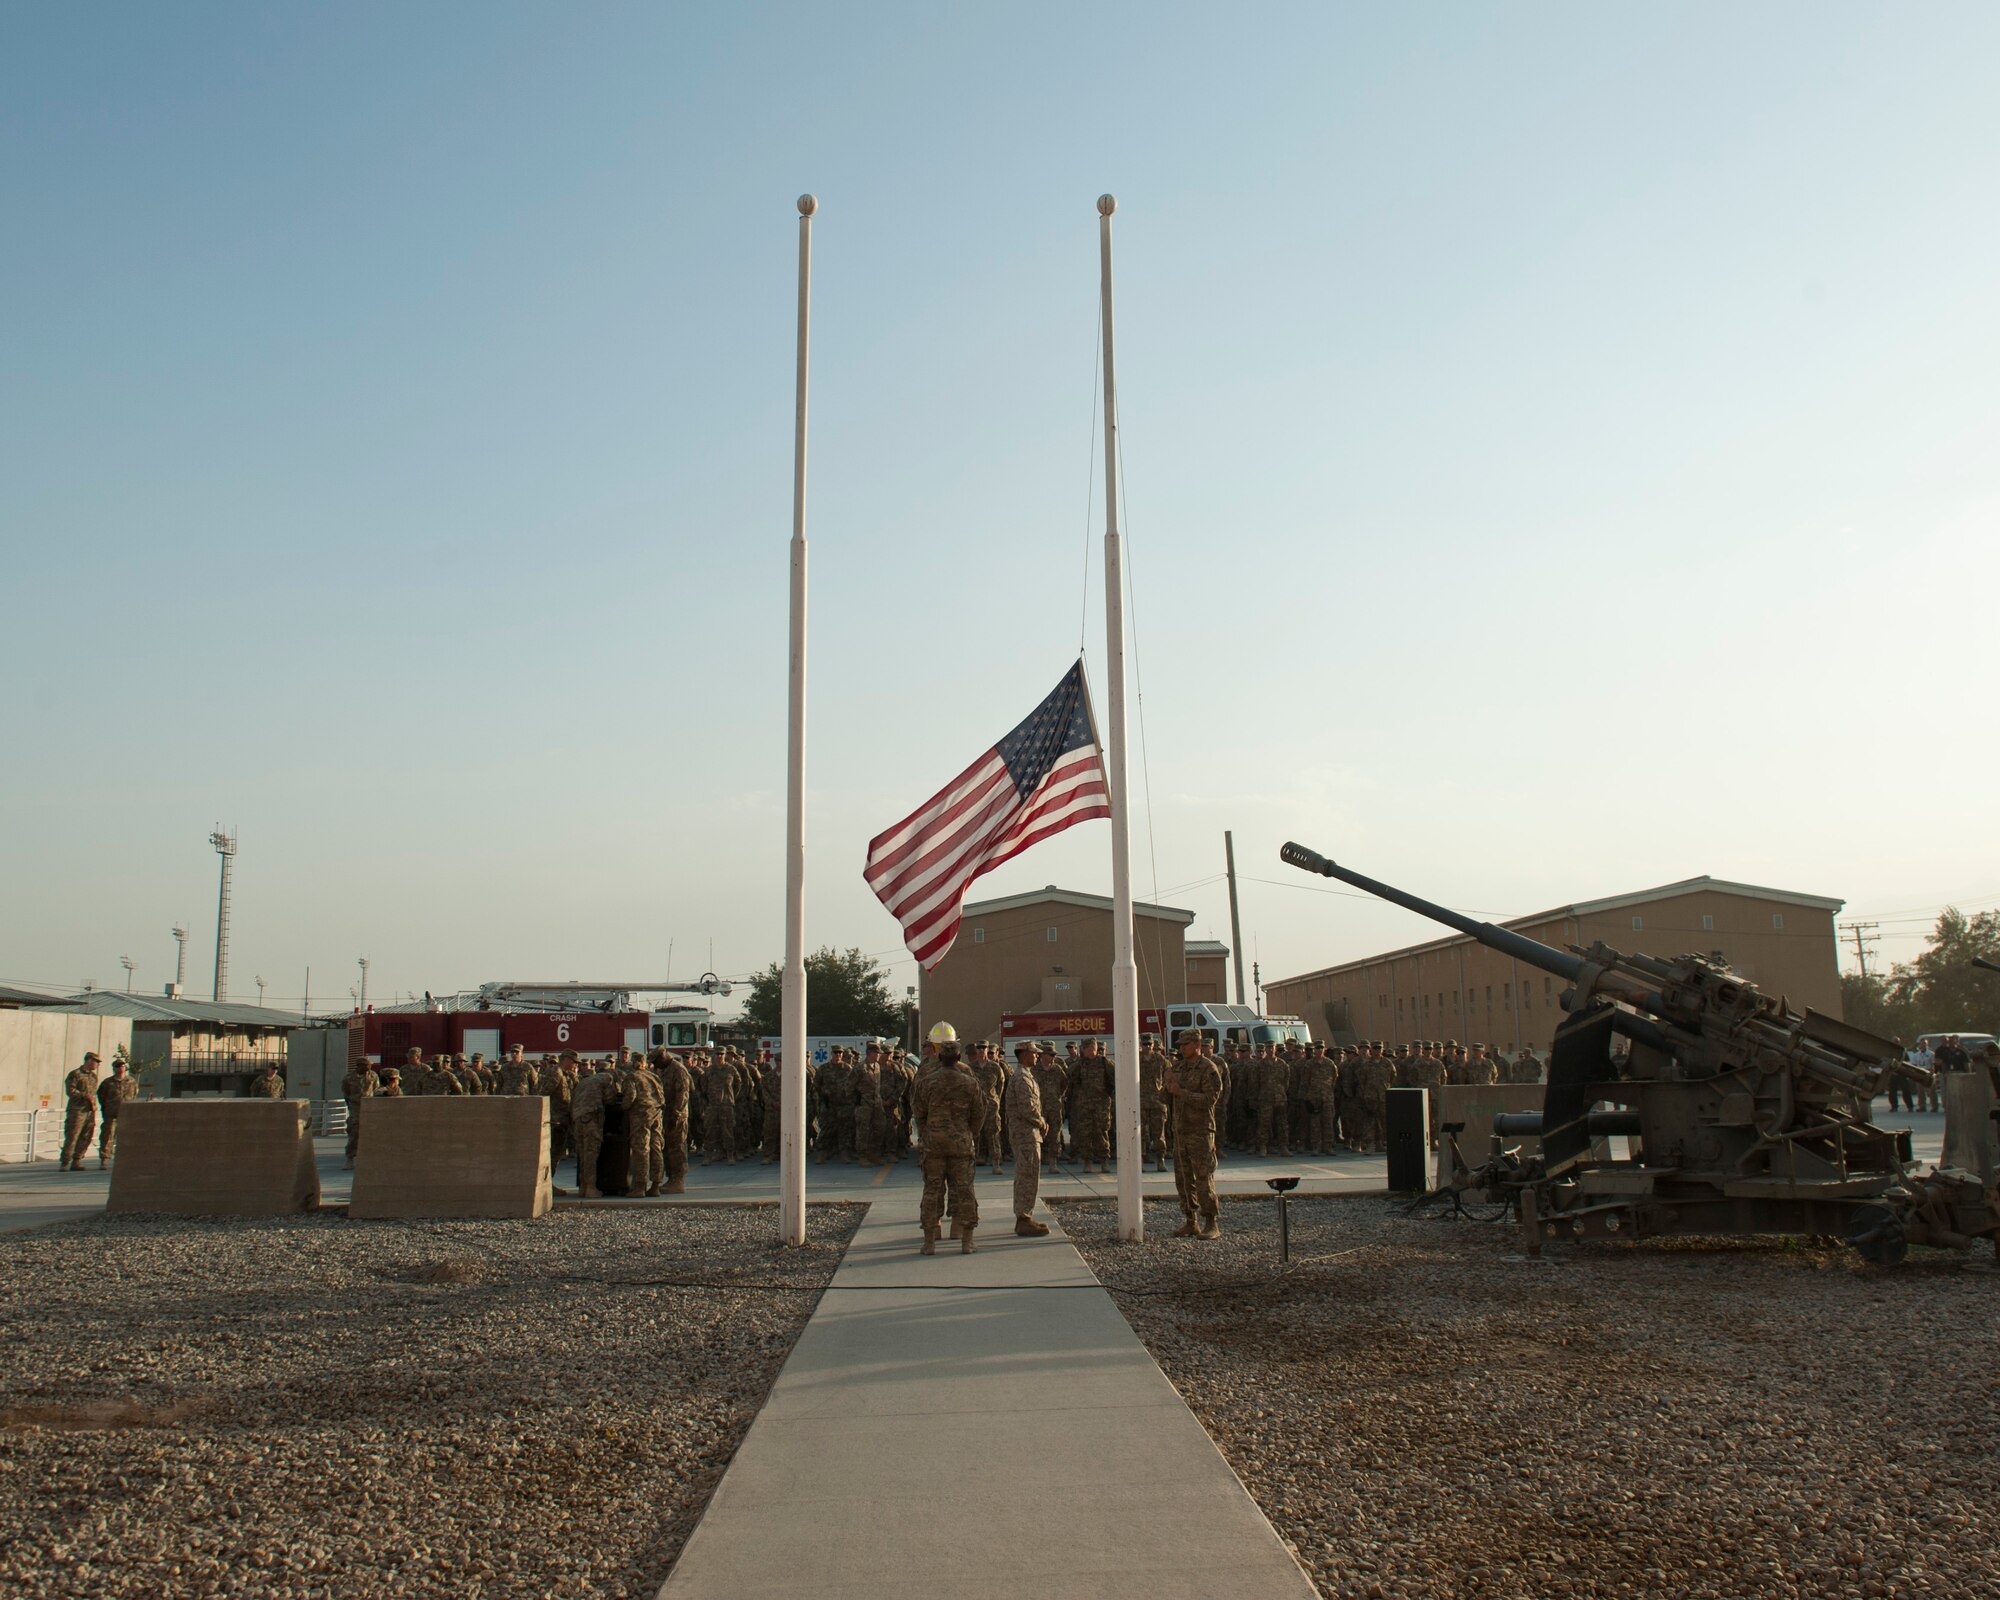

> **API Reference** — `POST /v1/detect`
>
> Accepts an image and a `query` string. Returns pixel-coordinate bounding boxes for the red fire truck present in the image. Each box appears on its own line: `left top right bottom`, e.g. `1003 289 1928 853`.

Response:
351 1009 648 1065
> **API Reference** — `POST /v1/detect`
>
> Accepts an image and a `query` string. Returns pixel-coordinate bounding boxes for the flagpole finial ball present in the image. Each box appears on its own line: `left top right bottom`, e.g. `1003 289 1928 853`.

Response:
797 194 818 217
1097 194 1117 217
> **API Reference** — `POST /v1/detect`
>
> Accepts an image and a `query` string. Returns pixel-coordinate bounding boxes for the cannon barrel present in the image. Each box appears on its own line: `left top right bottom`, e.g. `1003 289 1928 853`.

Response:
1974 956 2000 975
1280 842 1587 983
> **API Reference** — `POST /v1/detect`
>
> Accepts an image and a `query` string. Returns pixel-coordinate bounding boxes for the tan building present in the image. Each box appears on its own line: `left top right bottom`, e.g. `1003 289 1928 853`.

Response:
919 887 1228 1042
1264 875 1844 1054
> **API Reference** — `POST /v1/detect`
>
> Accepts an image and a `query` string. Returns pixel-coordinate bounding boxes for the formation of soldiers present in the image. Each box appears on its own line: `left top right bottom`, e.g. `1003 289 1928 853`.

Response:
56 1050 138 1171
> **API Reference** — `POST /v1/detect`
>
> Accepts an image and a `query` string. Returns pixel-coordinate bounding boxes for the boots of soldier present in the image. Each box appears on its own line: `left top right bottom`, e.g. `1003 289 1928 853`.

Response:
1173 1214 1198 1237
580 1183 600 1199
959 1222 977 1254
665 1178 685 1194
646 1184 662 1197
920 1221 939 1256
1197 1214 1221 1240
1015 1214 1049 1237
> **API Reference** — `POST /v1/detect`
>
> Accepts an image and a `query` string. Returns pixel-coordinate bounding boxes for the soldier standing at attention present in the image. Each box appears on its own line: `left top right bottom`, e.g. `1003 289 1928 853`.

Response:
340 1055 380 1169
1003 1045 1050 1235
701 1050 739 1164
758 1054 785 1164
1137 1034 1170 1171
60 1052 101 1172
623 1053 667 1197
542 1052 574 1172
851 1047 884 1166
815 1047 852 1164
376 1067 402 1097
247 1061 285 1098
656 1050 693 1194
1068 1040 1114 1172
912 1025 986 1254
1167 1031 1224 1238
1253 1044 1290 1158
570 1058 614 1198
969 1041 1006 1174
94 1056 138 1169
1298 1044 1336 1155
1029 1043 1069 1163
500 1045 537 1097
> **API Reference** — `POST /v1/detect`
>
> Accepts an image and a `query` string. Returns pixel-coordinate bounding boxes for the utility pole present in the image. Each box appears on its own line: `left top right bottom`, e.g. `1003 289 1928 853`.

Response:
1846 921 1880 981
357 957 370 1012
171 925 188 996
120 956 135 992
1224 831 1246 1006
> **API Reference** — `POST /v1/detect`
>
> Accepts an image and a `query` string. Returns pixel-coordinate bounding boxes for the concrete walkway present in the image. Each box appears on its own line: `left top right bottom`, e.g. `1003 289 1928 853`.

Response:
657 1189 1320 1600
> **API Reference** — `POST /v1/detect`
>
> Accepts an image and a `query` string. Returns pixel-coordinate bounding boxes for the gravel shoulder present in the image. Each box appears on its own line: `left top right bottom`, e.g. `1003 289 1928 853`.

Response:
0 1204 860 1600
1061 1193 2000 1600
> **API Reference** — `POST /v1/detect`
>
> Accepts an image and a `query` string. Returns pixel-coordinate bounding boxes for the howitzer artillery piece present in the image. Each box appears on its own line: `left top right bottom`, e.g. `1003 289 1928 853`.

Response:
1281 842 2000 1264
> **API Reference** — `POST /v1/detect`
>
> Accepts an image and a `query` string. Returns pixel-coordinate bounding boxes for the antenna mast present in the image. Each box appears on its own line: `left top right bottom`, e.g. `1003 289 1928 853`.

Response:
209 830 238 1002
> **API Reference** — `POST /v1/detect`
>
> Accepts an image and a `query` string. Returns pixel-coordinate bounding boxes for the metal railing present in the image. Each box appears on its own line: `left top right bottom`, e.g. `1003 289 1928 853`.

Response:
308 1101 349 1138
0 1109 61 1163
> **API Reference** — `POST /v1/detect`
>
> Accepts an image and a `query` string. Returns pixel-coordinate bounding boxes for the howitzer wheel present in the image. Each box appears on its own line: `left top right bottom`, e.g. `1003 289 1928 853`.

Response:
1845 1203 1907 1267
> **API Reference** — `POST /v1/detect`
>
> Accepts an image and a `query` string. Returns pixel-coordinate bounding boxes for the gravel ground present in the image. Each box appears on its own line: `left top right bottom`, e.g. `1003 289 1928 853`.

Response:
1062 1193 2000 1600
0 1204 860 1600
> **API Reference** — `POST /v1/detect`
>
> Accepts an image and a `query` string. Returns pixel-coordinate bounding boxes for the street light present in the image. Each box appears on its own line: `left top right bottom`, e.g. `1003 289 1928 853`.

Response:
120 956 135 992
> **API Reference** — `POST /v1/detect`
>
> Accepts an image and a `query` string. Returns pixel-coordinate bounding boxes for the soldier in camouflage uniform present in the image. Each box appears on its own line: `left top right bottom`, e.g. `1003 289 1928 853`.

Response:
656 1050 692 1193
60 1053 101 1171
969 1041 1006 1173
1067 1040 1114 1171
1167 1032 1224 1238
570 1057 614 1198
94 1057 138 1168
1251 1045 1290 1158
1504 1048 1541 1085
542 1053 574 1171
247 1061 285 1099
878 1051 907 1163
1138 1035 1170 1170
1297 1043 1336 1155
1225 1043 1253 1151
912 1030 987 1254
851 1047 884 1166
815 1048 851 1164
1029 1043 1069 1163
757 1055 784 1163
621 1052 667 1197
701 1050 740 1164
1002 1046 1050 1235
499 1045 538 1097
341 1054 380 1168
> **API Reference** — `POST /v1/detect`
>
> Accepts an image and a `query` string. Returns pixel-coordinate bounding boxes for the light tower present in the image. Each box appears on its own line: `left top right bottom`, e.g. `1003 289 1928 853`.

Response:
357 957 370 1012
170 925 188 997
120 956 135 992
209 829 238 1002
255 975 267 1007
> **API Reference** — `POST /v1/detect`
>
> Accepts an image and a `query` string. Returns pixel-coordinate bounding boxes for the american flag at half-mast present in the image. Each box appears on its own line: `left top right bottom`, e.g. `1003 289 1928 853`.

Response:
865 660 1112 970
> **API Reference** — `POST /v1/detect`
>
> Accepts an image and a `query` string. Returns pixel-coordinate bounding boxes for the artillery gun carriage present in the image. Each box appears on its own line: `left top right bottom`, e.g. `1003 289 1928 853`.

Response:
1281 843 1999 1264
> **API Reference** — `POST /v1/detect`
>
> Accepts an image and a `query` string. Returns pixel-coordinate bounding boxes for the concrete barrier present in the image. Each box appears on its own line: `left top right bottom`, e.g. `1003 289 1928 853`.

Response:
106 1100 320 1216
348 1097 551 1219
1942 1072 1999 1183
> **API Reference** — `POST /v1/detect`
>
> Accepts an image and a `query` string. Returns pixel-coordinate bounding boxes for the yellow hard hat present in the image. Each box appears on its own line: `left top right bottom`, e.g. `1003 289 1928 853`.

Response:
927 1021 957 1045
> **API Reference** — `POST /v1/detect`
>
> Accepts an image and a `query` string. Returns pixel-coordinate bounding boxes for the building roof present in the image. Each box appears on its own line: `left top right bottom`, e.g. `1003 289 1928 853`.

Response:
33 992 308 1028
1267 874 1845 988
0 985 80 1008
961 886 1195 925
1185 939 1232 958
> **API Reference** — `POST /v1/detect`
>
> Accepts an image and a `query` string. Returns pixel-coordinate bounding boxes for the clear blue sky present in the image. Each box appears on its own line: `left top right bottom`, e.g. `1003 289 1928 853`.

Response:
4 3 1995 1012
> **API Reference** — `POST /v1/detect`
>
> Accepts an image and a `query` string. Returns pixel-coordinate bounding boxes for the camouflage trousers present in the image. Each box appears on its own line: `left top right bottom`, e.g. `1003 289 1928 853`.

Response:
1302 1101 1335 1153
628 1111 664 1195
1173 1135 1218 1224
761 1099 782 1161
919 1149 978 1231
1072 1099 1111 1164
705 1095 737 1160
663 1121 688 1188
1141 1102 1167 1163
342 1099 361 1162
573 1113 605 1193
1006 1120 1042 1219
98 1115 121 1165
977 1099 1003 1167
1255 1097 1289 1155
62 1104 97 1168
853 1100 883 1164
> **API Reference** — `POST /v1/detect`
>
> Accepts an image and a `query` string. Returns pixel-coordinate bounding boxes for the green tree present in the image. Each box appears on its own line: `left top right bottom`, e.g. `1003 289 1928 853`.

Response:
740 946 904 1041
1886 909 2000 1036
1838 973 1917 1043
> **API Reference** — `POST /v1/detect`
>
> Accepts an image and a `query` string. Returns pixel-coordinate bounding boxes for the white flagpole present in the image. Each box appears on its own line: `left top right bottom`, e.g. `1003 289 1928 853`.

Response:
1098 194 1142 1243
780 193 816 1248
